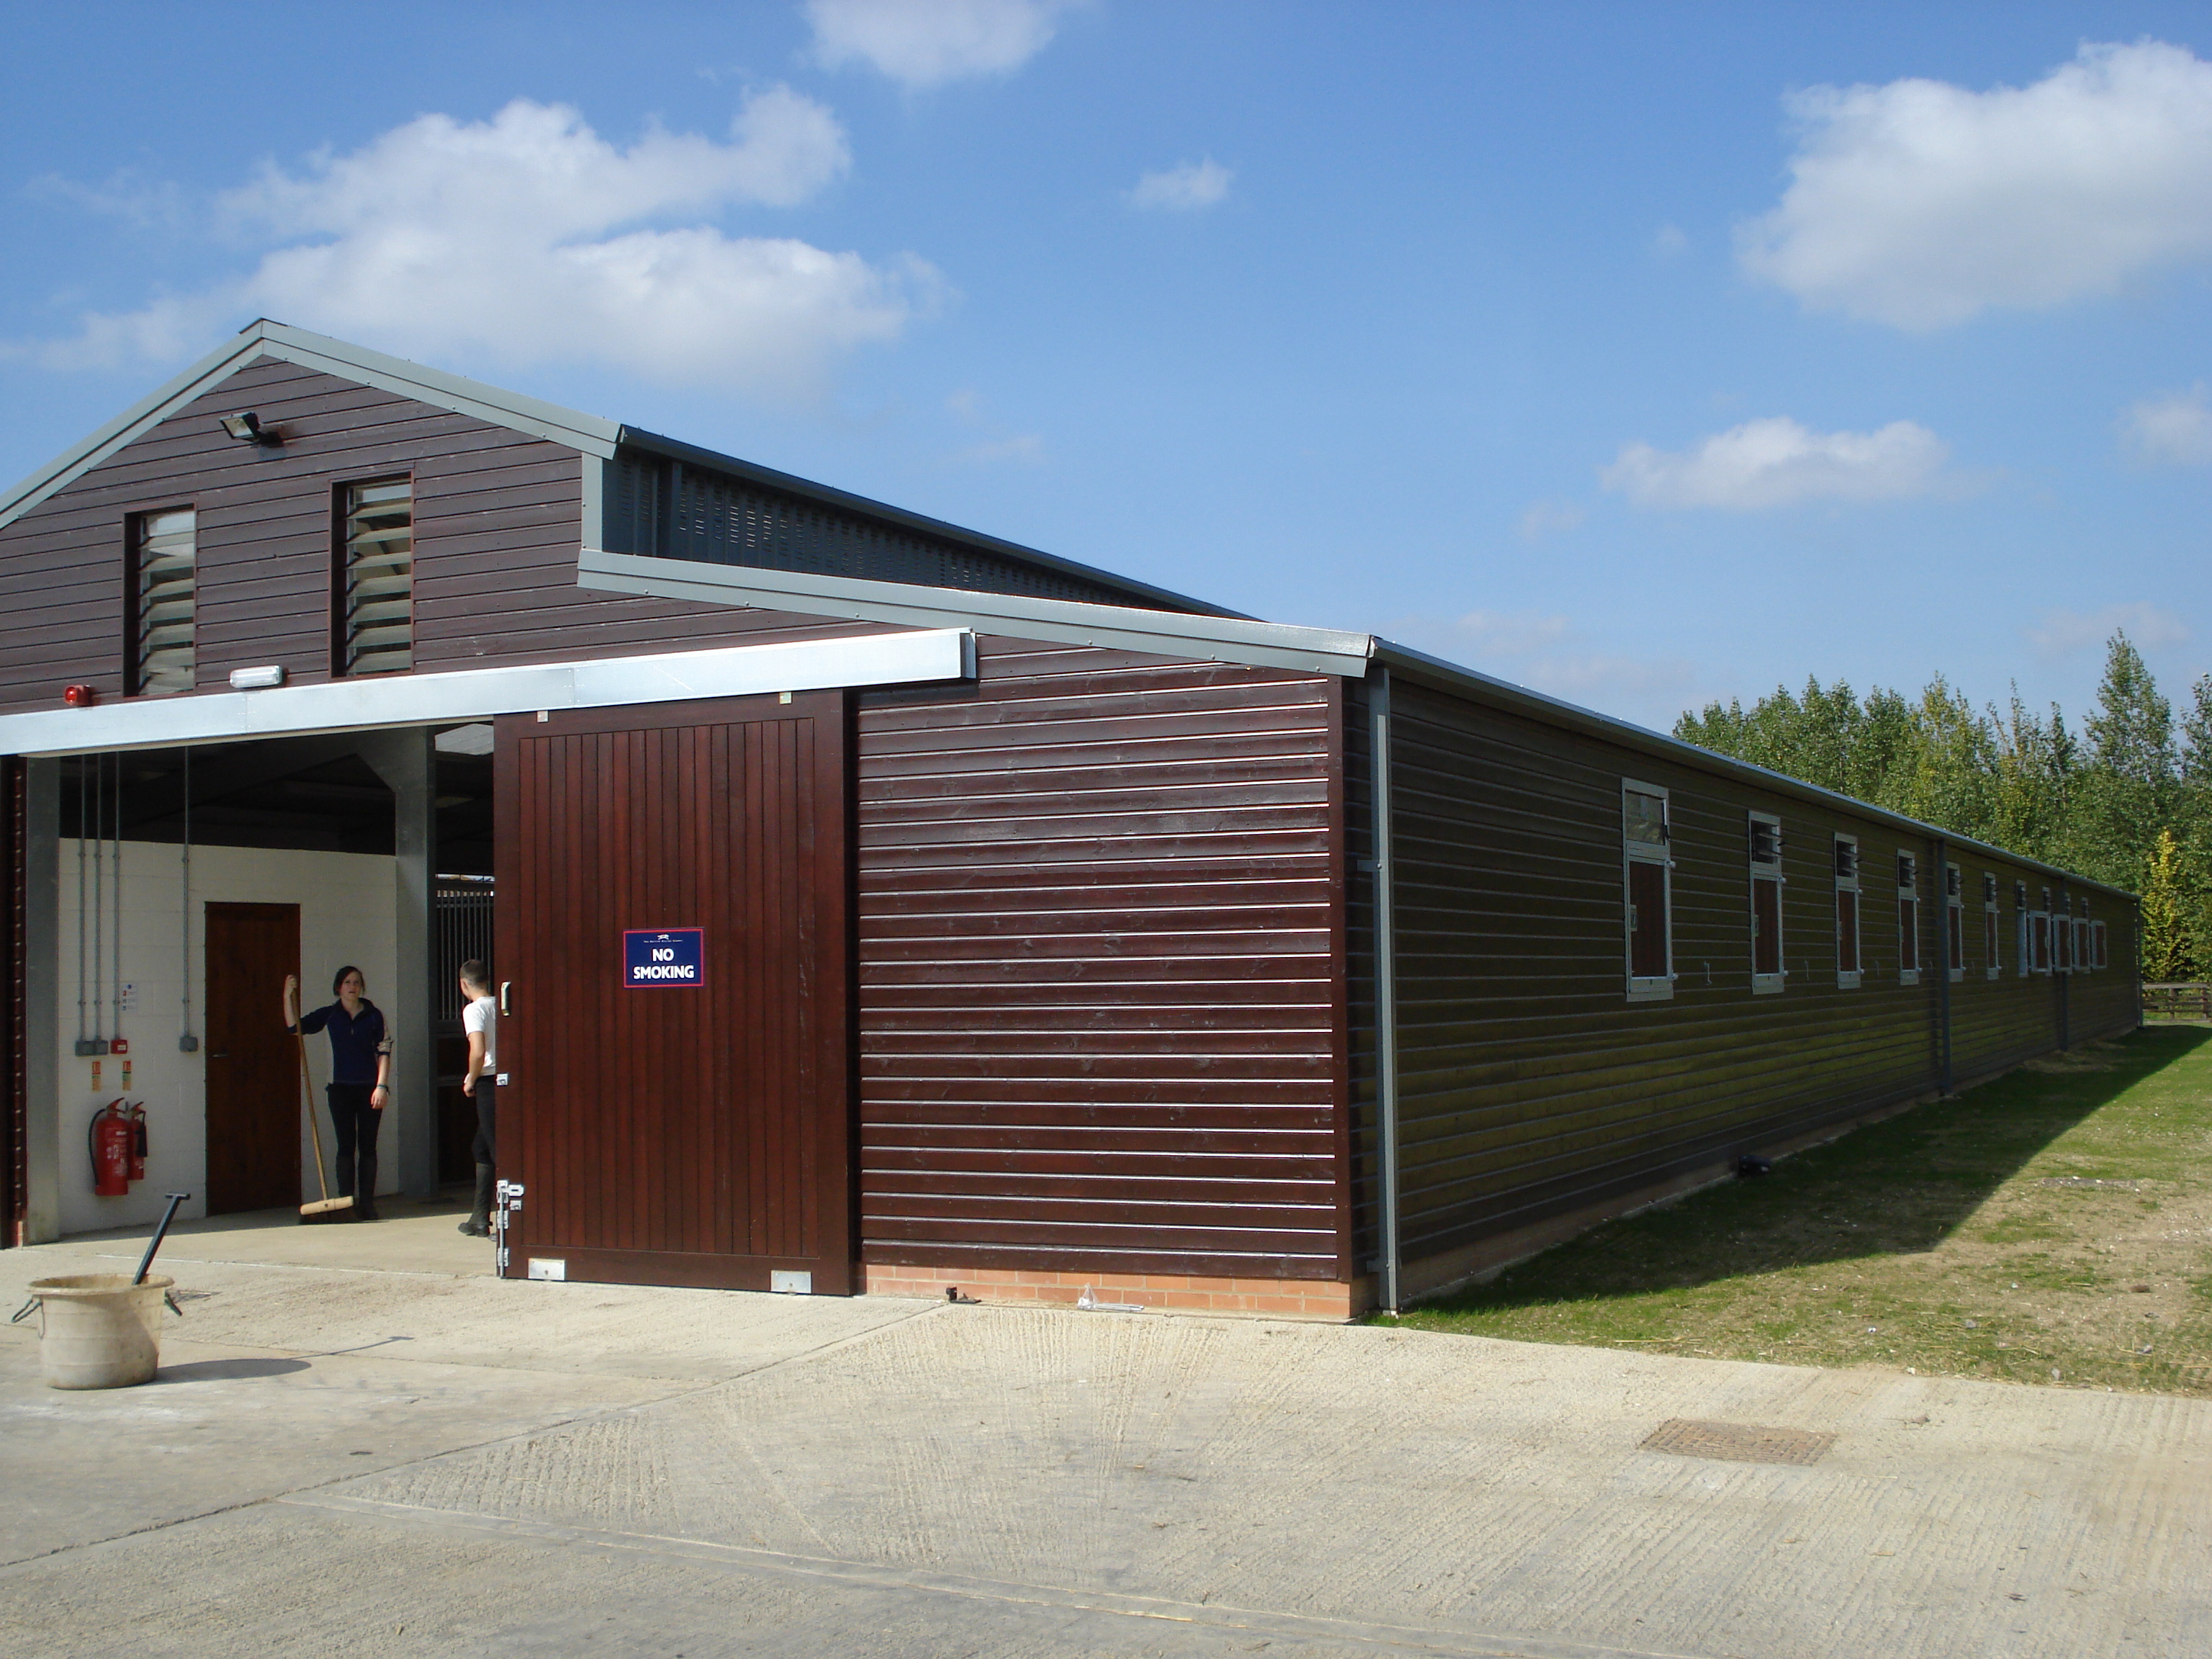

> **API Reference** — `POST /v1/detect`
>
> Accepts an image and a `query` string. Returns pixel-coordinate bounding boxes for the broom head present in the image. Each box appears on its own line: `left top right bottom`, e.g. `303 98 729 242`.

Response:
299 1195 355 1223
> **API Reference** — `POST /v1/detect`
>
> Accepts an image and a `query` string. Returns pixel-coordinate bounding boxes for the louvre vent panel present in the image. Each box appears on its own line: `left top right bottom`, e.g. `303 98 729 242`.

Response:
605 451 1151 608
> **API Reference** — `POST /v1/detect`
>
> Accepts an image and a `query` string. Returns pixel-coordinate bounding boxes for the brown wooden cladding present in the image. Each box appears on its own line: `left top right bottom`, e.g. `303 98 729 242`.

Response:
494 692 851 1290
0 356 884 715
1367 676 2142 1271
853 642 1346 1281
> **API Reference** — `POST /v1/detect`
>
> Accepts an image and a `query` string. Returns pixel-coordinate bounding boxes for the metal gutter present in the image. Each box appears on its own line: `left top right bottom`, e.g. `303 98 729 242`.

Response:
0 631 973 758
577 549 1377 679
1370 639 2139 904
1368 667 1401 1315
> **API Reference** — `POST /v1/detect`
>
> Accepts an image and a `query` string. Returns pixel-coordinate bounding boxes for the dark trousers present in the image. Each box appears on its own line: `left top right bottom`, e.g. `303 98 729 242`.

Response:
327 1084 382 1204
471 1079 497 1168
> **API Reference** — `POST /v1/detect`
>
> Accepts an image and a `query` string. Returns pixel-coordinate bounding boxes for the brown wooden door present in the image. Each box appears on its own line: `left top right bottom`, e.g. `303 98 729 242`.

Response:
493 692 853 1291
204 902 301 1215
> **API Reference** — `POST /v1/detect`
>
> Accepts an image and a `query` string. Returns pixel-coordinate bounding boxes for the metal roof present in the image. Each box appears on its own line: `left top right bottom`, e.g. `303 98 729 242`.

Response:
4 323 2136 902
0 320 1236 618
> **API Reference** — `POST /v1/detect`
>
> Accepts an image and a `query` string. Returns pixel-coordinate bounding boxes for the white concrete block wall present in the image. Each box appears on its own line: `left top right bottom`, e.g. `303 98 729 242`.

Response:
54 840 400 1233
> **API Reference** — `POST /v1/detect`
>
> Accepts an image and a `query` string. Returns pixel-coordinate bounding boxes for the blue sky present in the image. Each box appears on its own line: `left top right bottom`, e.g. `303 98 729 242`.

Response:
4 1 2209 731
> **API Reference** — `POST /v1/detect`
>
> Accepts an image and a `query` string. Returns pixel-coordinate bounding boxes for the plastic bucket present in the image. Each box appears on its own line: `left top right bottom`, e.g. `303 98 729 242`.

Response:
22 1274 174 1389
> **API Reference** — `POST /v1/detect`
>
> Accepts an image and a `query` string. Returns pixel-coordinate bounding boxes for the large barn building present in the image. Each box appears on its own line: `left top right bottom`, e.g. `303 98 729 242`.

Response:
0 323 2139 1316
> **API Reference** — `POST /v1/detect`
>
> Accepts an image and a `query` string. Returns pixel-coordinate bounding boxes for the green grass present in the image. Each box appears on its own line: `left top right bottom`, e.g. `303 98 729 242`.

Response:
1377 1027 2212 1395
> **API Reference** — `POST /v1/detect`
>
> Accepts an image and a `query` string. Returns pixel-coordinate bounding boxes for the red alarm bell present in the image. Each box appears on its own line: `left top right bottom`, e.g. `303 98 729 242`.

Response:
63 683 97 707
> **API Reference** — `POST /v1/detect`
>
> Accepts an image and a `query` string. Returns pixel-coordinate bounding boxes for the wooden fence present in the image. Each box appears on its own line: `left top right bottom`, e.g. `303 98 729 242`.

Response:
2144 983 2212 1020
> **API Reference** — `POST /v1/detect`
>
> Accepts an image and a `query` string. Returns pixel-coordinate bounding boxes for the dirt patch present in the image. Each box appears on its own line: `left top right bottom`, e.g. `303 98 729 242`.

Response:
1383 1028 2212 1397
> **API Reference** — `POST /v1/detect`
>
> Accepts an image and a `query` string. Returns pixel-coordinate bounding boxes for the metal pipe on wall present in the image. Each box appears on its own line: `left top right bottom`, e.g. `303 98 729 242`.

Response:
1933 835 1952 1095
89 755 101 1044
1368 667 1401 1315
73 763 86 1052
110 753 122 1042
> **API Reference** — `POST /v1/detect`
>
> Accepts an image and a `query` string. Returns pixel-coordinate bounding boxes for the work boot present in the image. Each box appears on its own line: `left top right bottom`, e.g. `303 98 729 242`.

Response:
458 1164 495 1237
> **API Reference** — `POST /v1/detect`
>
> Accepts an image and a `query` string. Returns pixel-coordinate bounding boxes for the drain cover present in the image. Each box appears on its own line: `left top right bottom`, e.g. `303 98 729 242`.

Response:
1641 1418 1835 1466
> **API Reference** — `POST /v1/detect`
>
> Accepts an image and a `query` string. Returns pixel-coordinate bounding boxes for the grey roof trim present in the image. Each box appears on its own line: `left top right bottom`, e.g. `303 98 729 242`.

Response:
578 548 1376 678
0 320 621 534
615 427 1242 619
0 629 971 758
1372 639 2139 902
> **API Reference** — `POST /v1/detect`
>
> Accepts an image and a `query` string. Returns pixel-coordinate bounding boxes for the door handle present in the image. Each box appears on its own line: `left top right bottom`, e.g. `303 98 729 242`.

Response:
209 1051 229 1059
499 981 511 1015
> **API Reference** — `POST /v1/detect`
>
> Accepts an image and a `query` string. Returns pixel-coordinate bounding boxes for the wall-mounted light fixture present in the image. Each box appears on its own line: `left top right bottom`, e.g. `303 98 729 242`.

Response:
219 411 280 446
227 665 286 690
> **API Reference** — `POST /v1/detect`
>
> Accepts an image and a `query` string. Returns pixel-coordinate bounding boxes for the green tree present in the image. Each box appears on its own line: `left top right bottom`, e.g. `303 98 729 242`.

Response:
1989 690 2076 867
2141 828 2195 981
2074 632 2179 888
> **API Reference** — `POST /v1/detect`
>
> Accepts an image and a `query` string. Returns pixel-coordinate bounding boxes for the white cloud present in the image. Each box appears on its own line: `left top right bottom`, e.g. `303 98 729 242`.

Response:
1601 415 1951 511
955 433 1044 465
2125 385 2212 466
1651 223 1688 259
29 92 938 397
807 0 1068 89
1514 498 1586 542
2028 602 2190 660
1128 158 1233 212
1739 40 2212 329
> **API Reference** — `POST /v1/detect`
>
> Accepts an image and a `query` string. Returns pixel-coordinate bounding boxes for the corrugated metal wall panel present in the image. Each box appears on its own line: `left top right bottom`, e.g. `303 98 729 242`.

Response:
1378 680 2144 1272
854 642 1346 1281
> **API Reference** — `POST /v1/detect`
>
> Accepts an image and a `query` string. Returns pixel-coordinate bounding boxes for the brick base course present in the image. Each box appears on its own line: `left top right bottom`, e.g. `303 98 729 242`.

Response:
863 1262 1355 1322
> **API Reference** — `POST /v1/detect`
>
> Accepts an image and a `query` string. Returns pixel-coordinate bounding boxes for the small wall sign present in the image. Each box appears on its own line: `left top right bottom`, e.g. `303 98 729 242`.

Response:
623 927 706 987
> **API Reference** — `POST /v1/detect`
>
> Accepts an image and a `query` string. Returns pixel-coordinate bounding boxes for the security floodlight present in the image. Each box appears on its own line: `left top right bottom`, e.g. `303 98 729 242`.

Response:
219 411 278 445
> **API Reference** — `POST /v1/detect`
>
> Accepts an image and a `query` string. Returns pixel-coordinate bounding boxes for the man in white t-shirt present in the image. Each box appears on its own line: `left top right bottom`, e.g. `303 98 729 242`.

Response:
458 961 499 1238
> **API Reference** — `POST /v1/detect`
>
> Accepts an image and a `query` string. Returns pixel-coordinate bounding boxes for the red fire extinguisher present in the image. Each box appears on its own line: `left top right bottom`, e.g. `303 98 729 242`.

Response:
90 1100 133 1197
128 1102 148 1182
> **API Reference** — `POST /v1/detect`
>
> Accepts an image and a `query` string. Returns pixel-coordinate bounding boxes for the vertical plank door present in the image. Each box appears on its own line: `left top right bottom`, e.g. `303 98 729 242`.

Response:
203 902 302 1215
493 692 853 1291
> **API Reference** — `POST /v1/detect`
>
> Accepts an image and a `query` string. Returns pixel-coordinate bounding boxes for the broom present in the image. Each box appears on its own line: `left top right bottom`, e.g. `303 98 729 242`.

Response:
297 1030 354 1222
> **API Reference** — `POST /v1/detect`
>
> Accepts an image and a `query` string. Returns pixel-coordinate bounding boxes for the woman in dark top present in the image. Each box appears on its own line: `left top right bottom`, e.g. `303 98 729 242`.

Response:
283 966 394 1220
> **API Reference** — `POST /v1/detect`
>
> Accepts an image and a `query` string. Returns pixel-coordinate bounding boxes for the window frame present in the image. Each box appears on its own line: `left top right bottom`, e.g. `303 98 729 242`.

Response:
2032 886 2052 975
1944 862 1966 984
2092 918 2109 970
2054 889 2074 975
125 504 197 697
1982 872 2002 979
1897 851 1921 986
1622 780 1675 1003
333 474 416 678
1833 833 1861 989
1748 810 1786 996
2015 881 2032 979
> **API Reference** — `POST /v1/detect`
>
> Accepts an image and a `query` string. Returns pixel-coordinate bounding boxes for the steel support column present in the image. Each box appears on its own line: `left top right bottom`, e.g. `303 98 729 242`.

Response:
359 729 439 1200
19 758 59 1242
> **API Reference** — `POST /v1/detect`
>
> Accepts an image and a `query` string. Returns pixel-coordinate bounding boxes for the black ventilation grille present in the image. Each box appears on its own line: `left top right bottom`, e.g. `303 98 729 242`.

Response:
606 451 1163 610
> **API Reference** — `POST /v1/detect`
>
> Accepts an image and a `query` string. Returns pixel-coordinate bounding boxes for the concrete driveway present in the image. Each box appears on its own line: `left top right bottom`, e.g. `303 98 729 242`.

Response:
1 1213 2205 1658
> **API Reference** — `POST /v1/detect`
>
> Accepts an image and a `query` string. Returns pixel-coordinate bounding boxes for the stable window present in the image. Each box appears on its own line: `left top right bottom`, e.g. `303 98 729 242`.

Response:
2032 888 2051 974
1982 873 2002 979
1945 863 1965 983
128 507 195 695
1623 782 1673 1002
338 478 414 675
1897 853 1921 985
2092 918 2109 970
2071 900 2089 974
1749 811 1785 994
2015 881 2032 978
1834 835 1861 988
2054 892 2074 974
